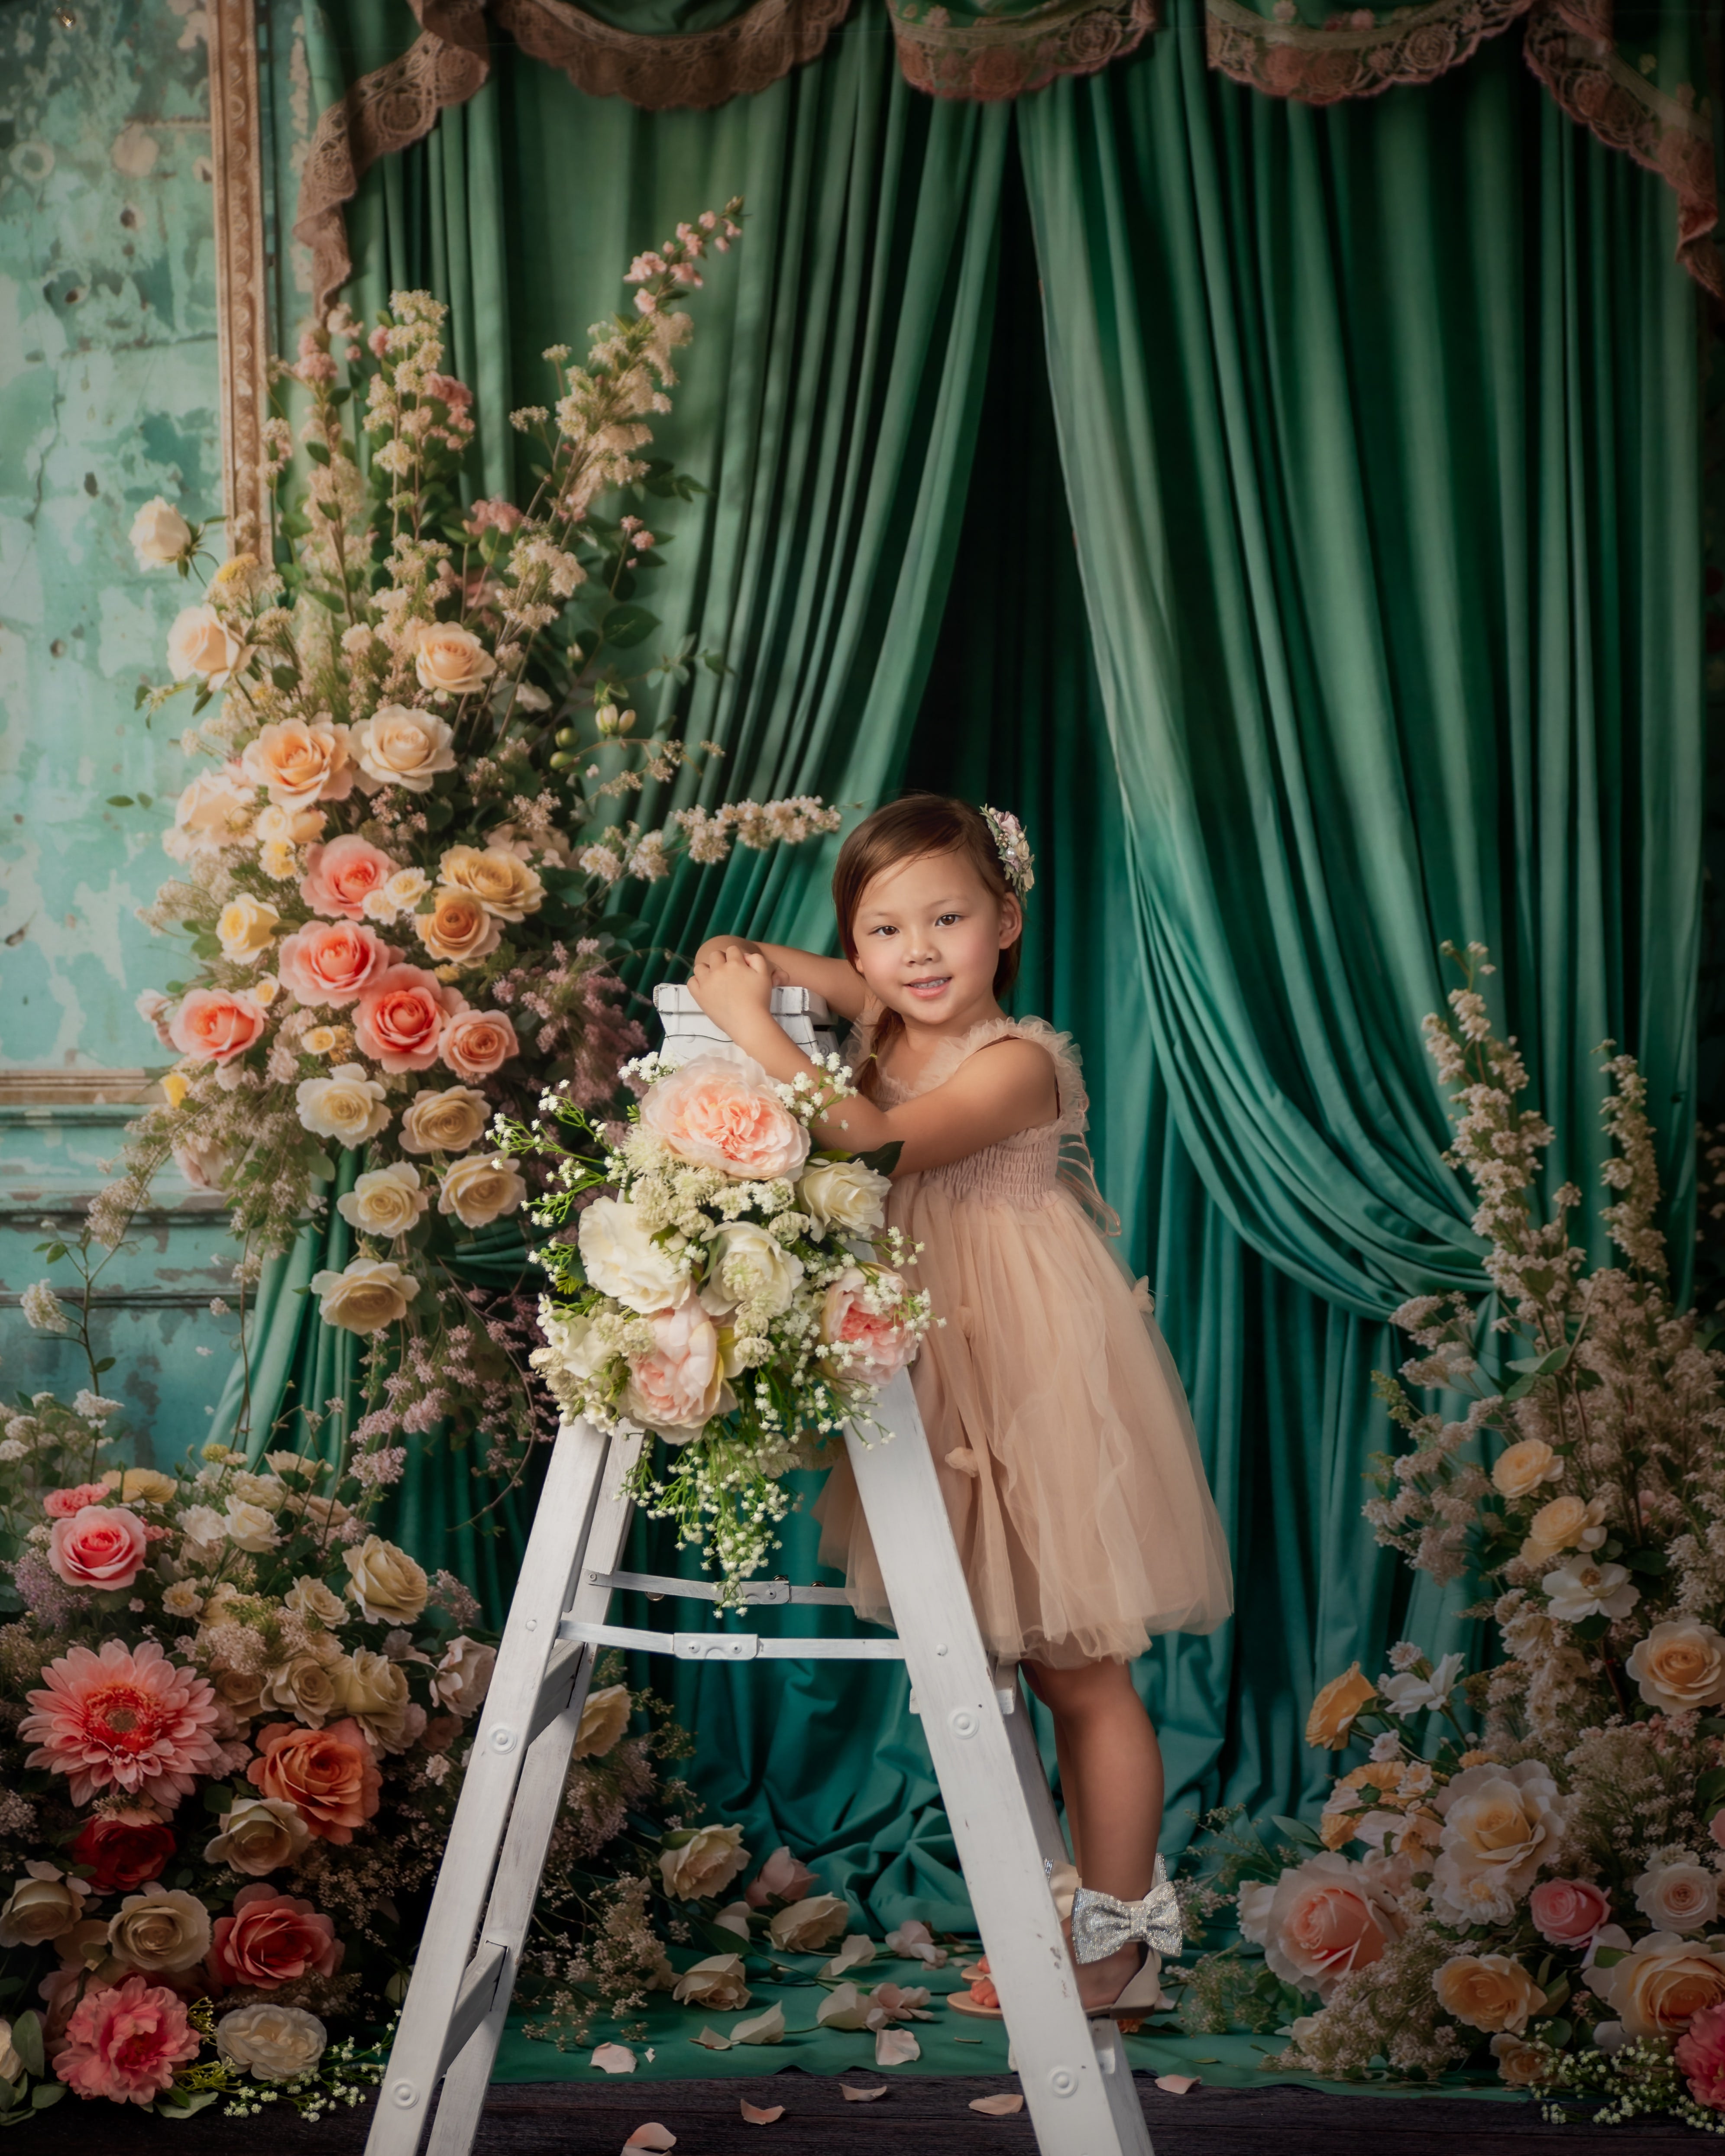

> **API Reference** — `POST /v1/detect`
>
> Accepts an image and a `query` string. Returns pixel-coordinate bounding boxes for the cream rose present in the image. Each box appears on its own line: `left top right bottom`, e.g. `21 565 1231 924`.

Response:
332 1649 419 1752
310 1256 418 1335
343 1534 429 1624
217 895 280 964
167 603 244 685
361 866 432 923
107 1882 212 1973
578 1197 687 1313
166 767 254 858
625 1297 727 1439
797 1158 890 1237
659 1824 749 1902
1627 1620 1725 1715
223 1497 279 1554
414 622 495 698
1431 1760 1568 1925
1492 1438 1564 1500
436 844 544 921
284 1576 347 1626
699 1222 804 1321
0 1865 87 1947
400 1086 492 1156
203 1797 312 1878
351 705 456 793
432 1637 496 1718
1434 1952 1547 2033
129 495 192 569
241 719 356 809
261 1653 341 1728
1590 1928 1725 2040
641 1054 809 1180
672 1954 751 2010
256 802 325 850
295 1063 390 1146
1236 1852 1402 1999
414 889 502 965
337 1162 430 1239
573 1683 631 1760
1634 1860 1720 1934
216 2002 328 2083
767 1894 849 1953
437 1154 527 1230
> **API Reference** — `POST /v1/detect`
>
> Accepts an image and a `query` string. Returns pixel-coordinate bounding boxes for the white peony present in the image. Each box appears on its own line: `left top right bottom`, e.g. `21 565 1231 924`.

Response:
1542 1559 1640 1625
798 1158 890 1237
295 1063 390 1146
578 1197 687 1313
129 495 192 569
215 2003 327 2082
337 1161 430 1238
699 1221 805 1320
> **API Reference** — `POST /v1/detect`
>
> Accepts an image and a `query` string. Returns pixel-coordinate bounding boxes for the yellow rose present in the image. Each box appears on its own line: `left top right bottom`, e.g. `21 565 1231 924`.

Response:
573 1683 631 1761
309 1255 417 1334
1492 1438 1563 1500
343 1533 429 1624
102 1467 178 1506
437 844 544 922
161 1070 190 1108
413 623 495 698
107 1884 212 1973
1626 1620 1725 1714
1434 1952 1547 2033
399 1086 492 1156
414 888 502 964
217 894 280 963
1304 1664 1377 1749
659 1824 750 1902
437 1154 527 1229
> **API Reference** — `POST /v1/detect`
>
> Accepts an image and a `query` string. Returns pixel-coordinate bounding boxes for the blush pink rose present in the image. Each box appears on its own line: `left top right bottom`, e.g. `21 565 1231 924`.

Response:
624 1297 727 1438
55 1973 200 2103
354 966 465 1073
48 1505 149 1592
641 1053 810 1180
1529 1878 1611 1949
1679 1998 1725 2110
169 987 267 1065
1710 1812 1725 1853
208 1881 342 1989
277 919 395 1007
300 834 399 919
820 1267 918 1385
1237 1852 1403 2000
44 1483 112 1519
440 1008 519 1080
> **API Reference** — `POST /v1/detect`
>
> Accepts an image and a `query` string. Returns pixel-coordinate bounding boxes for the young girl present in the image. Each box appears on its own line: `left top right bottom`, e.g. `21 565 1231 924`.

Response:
687 793 1233 2014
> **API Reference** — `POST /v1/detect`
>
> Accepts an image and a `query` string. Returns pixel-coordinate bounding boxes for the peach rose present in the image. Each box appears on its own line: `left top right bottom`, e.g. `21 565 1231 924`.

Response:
414 623 495 698
301 834 400 920
354 965 464 1072
278 919 395 1007
1520 1491 1608 1568
1238 1853 1402 1999
1627 1620 1725 1715
414 889 501 965
437 1154 527 1229
350 704 456 793
1432 1760 1568 1925
1492 1438 1563 1500
820 1267 917 1386
1529 1878 1610 1948
240 719 356 809
625 1297 728 1439
436 844 544 921
216 894 280 964
400 1085 492 1155
1590 1928 1725 2041
165 767 254 860
441 1009 519 1081
167 603 244 686
1491 2032 1550 2086
246 1718 382 1844
641 1054 809 1180
1434 1952 1547 2033
169 987 267 1065
49 1504 149 1591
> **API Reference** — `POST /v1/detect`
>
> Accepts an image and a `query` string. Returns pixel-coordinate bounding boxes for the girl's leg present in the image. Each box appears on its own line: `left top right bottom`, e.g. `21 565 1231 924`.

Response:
1022 1657 1165 2009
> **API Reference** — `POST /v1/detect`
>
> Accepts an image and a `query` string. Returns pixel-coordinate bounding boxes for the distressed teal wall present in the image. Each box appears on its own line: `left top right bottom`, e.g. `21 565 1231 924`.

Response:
0 0 235 1451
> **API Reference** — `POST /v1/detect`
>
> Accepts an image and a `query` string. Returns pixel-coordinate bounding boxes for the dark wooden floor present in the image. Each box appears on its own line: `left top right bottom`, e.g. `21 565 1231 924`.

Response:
28 2071 1725 2154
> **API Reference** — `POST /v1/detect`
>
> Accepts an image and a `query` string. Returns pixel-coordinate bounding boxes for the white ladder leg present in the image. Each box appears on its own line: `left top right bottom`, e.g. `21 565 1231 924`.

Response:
364 1418 613 2156
848 1373 1155 2156
423 1435 644 2156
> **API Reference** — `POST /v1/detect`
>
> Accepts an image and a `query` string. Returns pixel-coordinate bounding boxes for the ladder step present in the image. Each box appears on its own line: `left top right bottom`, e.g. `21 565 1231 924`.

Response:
560 1618 906 1662
588 1568 854 1606
525 1639 588 1750
435 1940 509 2082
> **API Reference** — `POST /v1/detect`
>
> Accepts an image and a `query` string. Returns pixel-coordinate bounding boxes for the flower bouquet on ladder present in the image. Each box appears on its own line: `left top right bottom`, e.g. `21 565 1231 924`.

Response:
1178 943 1725 2129
501 1047 935 1599
103 199 839 1481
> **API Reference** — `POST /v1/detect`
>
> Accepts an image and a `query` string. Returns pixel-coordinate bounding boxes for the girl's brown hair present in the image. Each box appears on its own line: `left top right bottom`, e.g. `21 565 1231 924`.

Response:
831 793 1023 1080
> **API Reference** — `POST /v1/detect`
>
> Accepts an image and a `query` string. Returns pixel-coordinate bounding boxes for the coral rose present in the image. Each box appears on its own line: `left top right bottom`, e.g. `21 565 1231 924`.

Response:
1677 1998 1725 2110
240 719 356 808
210 1882 342 1989
108 1881 212 1973
1590 1928 1725 2040
1434 1952 1546 2033
55 1972 200 2103
436 843 542 921
820 1268 916 1386
660 1823 749 1902
354 964 463 1072
71 1812 176 1895
21 1640 225 1810
351 704 456 793
215 2002 327 2082
295 1062 390 1146
1491 1438 1563 1500
169 987 266 1065
336 1162 429 1238
399 1085 491 1156
1432 1760 1567 1925
166 603 243 686
641 1053 809 1180
440 1008 519 1080
767 1894 849 1953
414 889 500 965
413 622 495 698
278 919 395 1007
572 1683 631 1760
203 1797 312 1878
1236 1852 1402 1999
1529 1877 1610 1948
309 1257 417 1335
301 834 400 919
44 1481 110 1518
48 1503 148 1591
246 1719 382 1844
217 894 280 964
1627 1620 1725 1715
437 1154 527 1229
625 1296 728 1439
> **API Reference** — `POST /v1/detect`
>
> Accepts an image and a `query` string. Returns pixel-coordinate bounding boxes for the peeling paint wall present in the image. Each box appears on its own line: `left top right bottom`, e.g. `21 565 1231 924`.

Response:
0 0 233 1445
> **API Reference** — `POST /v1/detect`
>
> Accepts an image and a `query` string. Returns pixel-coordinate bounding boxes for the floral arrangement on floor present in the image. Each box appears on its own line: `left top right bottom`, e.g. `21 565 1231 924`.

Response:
1178 943 1725 2130
91 200 838 1486
503 1047 933 1597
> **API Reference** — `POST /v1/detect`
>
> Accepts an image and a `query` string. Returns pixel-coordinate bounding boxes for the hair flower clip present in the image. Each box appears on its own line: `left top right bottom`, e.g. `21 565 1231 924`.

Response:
981 806 1035 898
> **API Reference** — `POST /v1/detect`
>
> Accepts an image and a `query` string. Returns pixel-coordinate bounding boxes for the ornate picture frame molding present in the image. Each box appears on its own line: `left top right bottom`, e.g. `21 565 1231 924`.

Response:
207 0 272 549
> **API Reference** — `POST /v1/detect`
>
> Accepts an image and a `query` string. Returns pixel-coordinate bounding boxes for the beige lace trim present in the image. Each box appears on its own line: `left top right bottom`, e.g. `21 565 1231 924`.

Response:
493 0 852 107
295 0 491 319
889 0 1157 101
1205 0 1532 105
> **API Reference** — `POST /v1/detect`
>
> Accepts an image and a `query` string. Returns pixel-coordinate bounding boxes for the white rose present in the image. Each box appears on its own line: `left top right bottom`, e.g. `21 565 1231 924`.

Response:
573 1683 631 1760
337 1161 430 1238
1431 1760 1568 1925
671 1954 751 2010
167 603 244 686
1626 1620 1725 1714
536 1310 614 1385
578 1196 687 1313
129 495 192 569
797 1158 890 1237
176 1503 227 1560
351 705 457 793
699 1222 804 1321
217 894 279 963
223 1498 279 1554
310 1256 418 1334
343 1532 429 1623
659 1824 749 1902
1634 1861 1719 1935
434 1636 496 1717
399 1086 493 1156
413 623 495 697
215 2003 327 2082
437 1154 528 1229
296 1062 390 1145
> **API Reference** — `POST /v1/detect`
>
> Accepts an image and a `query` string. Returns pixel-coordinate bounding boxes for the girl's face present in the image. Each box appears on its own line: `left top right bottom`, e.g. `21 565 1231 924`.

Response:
848 848 1020 1028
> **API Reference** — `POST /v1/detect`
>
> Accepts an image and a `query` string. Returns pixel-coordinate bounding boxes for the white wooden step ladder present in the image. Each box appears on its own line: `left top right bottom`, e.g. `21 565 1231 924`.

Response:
364 989 1156 2156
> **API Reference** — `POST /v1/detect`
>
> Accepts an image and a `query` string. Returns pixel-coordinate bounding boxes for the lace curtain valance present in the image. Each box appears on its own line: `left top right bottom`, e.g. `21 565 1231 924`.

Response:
295 0 1718 314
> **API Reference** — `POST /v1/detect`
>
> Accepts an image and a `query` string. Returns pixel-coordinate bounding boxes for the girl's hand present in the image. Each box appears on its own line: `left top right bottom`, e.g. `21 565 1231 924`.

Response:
689 944 777 1035
693 933 782 978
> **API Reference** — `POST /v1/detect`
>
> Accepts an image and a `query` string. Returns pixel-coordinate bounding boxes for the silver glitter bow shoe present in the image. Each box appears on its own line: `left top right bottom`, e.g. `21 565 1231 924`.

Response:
1070 1855 1182 2018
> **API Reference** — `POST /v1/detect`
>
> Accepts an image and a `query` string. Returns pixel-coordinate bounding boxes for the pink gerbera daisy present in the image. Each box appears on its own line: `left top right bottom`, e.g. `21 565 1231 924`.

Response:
19 1640 224 1811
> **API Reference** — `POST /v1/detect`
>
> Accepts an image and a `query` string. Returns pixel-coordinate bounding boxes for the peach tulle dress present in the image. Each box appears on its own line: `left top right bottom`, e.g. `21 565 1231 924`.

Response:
814 1016 1234 1668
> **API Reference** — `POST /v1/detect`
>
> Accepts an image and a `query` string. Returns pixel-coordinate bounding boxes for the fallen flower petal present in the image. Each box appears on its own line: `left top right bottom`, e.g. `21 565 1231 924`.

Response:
841 2082 889 2101
819 1933 877 1978
816 1981 871 2032
623 2128 676 2151
969 2093 1025 2116
739 2099 785 2123
875 2027 919 2066
689 2027 732 2050
1155 2074 1199 2095
592 2043 638 2074
730 2003 786 2045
